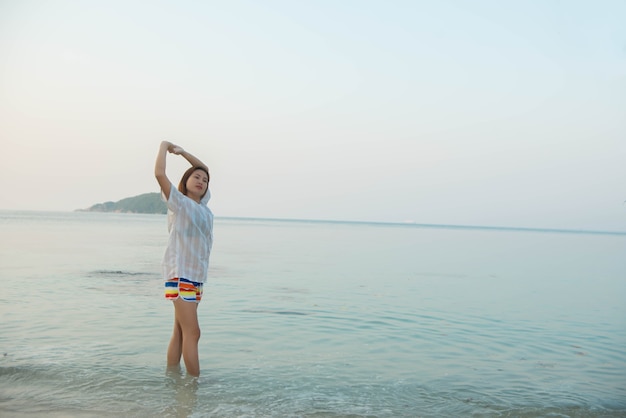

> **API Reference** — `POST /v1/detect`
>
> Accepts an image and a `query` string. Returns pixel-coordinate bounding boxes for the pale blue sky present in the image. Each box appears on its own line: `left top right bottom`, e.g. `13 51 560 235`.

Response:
1 0 624 230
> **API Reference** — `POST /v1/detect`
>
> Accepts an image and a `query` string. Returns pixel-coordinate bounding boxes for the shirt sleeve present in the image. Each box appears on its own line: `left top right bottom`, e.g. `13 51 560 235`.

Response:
166 182 185 212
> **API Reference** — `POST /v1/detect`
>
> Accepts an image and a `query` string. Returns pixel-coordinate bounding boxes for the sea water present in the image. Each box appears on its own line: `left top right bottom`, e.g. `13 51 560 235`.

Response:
0 210 624 417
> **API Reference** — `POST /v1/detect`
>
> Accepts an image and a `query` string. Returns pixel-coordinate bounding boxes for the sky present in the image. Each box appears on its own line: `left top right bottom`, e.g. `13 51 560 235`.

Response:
0 0 624 231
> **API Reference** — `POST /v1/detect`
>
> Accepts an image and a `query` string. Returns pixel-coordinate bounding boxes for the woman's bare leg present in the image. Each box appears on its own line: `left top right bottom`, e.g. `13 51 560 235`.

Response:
167 317 183 367
172 298 201 377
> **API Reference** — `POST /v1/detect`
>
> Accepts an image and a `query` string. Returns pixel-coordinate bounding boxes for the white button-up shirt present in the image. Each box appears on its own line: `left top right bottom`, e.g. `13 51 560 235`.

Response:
161 183 213 283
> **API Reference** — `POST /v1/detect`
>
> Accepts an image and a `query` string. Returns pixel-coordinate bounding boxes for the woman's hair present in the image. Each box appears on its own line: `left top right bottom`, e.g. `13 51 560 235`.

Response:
178 166 210 198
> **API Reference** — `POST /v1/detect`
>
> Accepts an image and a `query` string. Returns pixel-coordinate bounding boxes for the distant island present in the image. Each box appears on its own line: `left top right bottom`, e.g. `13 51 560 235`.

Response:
77 192 166 214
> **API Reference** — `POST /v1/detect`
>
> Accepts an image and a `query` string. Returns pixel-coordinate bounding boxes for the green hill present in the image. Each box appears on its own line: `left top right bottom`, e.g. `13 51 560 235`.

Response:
79 192 167 214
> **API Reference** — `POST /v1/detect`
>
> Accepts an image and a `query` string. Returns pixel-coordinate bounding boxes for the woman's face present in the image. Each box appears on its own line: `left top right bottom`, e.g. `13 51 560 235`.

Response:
186 169 209 200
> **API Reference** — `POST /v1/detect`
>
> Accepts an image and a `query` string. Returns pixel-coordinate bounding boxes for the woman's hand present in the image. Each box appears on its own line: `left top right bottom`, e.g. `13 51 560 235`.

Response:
166 142 185 155
170 145 185 155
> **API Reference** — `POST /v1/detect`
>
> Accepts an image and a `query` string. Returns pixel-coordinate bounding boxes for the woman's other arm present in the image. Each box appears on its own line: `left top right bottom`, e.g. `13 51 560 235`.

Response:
175 146 208 172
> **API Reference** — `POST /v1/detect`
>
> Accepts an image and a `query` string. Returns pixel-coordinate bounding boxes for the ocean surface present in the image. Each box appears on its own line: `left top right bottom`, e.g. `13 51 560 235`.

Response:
0 210 625 418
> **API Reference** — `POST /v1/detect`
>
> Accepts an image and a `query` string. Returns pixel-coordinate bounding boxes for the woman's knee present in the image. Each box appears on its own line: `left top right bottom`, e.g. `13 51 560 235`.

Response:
186 325 201 341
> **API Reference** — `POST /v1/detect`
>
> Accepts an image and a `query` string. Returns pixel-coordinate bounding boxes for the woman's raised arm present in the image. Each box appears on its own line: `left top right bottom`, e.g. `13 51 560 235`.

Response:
154 141 173 200
175 146 208 172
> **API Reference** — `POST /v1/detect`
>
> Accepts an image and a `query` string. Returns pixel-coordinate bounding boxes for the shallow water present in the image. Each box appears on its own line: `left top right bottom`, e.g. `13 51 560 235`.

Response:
0 211 625 417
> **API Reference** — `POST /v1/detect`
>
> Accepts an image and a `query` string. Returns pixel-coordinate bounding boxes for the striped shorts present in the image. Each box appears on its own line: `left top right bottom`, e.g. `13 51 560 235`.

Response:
164 278 203 303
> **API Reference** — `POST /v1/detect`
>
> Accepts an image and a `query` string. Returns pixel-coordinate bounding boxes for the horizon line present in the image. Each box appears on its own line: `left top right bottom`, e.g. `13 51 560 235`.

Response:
217 215 626 237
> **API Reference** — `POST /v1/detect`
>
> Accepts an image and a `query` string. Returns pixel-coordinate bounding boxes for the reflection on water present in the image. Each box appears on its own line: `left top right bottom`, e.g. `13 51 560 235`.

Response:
165 366 198 418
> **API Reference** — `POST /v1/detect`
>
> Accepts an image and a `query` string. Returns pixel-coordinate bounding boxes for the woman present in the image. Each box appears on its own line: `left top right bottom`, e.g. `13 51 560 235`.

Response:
155 140 214 377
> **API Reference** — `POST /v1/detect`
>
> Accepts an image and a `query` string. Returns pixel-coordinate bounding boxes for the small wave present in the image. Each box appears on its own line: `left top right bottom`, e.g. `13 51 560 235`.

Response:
242 309 311 316
88 270 152 277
